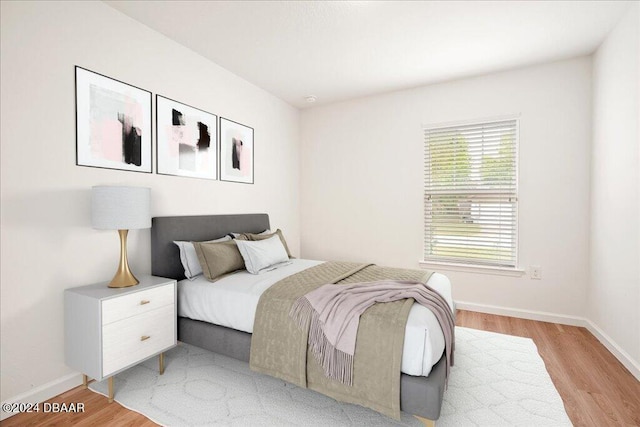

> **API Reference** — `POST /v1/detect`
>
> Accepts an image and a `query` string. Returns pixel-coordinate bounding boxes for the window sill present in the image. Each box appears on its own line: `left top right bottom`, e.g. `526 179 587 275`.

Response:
418 260 526 277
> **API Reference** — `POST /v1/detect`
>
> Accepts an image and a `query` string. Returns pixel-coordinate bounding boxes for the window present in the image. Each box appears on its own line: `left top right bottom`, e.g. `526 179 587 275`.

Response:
423 119 518 268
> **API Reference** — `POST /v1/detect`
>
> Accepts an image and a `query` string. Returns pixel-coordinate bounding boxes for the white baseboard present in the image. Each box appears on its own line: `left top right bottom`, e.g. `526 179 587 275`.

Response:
582 319 640 381
456 300 640 381
455 301 586 326
0 373 83 421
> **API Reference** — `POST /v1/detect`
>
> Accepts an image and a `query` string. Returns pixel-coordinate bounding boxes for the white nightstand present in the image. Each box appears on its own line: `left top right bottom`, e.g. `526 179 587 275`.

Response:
65 275 177 402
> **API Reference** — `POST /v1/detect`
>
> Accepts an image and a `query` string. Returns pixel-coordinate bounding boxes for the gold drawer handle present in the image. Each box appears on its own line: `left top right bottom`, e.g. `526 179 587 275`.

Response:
140 335 151 341
140 300 150 305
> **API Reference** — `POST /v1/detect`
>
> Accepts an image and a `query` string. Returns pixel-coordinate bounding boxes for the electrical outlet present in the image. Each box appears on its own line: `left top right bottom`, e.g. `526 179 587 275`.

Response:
530 265 542 280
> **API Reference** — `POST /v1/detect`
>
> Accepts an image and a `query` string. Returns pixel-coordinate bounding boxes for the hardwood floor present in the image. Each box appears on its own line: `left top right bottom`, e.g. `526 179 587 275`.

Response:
2 310 639 426
0 383 155 427
456 311 640 427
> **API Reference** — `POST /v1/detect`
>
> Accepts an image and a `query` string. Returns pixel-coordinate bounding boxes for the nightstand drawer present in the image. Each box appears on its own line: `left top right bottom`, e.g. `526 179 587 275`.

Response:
102 283 174 325
102 304 175 376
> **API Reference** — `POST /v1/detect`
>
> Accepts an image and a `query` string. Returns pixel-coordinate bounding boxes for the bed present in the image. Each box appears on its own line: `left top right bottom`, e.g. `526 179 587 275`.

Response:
151 213 450 424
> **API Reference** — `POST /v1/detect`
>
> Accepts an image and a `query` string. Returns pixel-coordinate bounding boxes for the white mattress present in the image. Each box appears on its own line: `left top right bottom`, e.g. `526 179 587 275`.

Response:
177 259 453 377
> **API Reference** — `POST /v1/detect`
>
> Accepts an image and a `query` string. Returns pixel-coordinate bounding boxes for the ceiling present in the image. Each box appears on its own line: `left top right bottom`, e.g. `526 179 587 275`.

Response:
105 1 630 109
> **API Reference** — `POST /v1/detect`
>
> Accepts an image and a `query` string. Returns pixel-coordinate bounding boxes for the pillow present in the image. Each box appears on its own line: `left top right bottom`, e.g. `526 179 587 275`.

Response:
193 239 246 281
228 229 271 239
174 235 231 280
244 229 292 258
236 235 290 274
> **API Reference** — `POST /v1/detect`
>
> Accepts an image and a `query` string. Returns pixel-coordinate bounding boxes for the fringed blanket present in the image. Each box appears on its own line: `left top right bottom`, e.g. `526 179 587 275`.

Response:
289 280 455 387
250 261 453 420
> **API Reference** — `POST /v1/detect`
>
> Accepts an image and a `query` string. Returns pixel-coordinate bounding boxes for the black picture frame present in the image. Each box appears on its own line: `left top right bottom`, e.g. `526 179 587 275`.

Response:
75 66 152 173
219 117 254 184
156 95 218 180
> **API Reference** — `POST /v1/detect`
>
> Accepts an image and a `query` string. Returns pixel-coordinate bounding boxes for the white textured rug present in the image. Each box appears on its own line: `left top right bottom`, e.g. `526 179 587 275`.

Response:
90 327 571 426
437 328 571 426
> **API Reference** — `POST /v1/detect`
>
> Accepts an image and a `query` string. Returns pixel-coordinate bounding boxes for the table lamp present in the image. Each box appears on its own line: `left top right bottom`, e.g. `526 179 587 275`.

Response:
91 186 151 288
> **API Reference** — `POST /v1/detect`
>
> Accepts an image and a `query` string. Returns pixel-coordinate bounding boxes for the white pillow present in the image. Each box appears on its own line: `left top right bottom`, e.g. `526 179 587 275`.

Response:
236 235 289 274
174 235 231 280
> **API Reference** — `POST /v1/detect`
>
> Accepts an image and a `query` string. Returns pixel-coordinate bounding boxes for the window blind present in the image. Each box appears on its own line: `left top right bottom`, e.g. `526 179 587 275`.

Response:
424 119 518 267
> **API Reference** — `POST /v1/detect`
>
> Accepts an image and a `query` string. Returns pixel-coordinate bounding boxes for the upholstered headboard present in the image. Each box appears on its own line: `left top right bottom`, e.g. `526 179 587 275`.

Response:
151 214 270 281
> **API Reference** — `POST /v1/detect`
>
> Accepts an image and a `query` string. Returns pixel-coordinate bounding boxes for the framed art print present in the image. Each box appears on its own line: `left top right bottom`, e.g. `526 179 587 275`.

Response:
219 117 254 184
156 95 217 180
75 66 152 173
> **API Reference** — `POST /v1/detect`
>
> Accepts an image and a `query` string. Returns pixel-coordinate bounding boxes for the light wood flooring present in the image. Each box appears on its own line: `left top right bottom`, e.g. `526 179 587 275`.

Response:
457 311 640 426
2 310 639 426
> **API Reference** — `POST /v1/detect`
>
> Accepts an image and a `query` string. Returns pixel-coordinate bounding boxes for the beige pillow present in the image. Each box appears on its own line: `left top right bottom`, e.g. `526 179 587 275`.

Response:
244 229 292 258
174 235 232 280
193 238 246 281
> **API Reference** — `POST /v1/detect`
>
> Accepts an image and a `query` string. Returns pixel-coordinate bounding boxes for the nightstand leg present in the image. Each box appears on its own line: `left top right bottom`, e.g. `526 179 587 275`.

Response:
159 352 165 375
82 374 88 389
414 416 436 427
108 377 114 403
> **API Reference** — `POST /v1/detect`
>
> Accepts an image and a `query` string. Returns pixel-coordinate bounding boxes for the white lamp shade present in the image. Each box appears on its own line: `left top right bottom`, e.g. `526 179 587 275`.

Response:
92 186 151 230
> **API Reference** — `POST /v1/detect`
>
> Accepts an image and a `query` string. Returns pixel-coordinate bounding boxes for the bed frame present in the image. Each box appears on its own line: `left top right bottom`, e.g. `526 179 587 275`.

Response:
151 214 446 423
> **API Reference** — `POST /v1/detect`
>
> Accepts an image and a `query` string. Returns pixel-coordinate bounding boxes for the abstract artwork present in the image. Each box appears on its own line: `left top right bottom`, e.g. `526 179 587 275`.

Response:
156 95 217 180
75 66 152 173
219 117 254 184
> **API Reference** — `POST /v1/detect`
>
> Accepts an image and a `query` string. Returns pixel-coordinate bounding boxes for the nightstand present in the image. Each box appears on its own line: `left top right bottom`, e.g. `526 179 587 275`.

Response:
65 275 176 403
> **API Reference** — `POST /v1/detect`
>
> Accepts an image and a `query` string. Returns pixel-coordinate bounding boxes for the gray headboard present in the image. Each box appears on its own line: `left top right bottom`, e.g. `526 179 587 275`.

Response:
151 214 270 281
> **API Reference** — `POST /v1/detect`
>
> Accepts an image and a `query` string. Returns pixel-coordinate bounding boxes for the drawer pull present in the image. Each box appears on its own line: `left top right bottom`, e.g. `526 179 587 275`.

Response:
140 335 151 341
140 300 150 305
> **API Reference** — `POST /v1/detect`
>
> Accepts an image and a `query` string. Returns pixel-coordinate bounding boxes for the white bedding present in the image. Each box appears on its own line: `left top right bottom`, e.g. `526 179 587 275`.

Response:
177 259 454 377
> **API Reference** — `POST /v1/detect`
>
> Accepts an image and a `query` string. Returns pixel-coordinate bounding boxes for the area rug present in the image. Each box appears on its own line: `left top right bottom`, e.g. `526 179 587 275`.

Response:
89 327 572 426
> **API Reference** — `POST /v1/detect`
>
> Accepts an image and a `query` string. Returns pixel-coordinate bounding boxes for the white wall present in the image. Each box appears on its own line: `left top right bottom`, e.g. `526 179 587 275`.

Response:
590 3 639 369
300 57 592 319
0 1 299 403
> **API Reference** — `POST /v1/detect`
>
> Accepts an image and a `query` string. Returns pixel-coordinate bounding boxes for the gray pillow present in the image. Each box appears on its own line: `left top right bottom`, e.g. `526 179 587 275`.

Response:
174 235 231 280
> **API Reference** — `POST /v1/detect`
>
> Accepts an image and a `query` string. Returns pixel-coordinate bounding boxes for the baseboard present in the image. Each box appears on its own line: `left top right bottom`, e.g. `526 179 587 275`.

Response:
456 300 640 381
455 301 586 326
583 319 640 381
0 373 83 421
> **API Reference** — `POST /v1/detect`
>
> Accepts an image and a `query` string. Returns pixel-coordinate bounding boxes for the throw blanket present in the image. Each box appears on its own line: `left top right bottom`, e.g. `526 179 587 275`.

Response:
289 280 455 387
250 261 451 420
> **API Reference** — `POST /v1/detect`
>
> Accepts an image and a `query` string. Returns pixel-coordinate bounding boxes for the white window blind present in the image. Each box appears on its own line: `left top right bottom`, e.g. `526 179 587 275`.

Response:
424 119 518 267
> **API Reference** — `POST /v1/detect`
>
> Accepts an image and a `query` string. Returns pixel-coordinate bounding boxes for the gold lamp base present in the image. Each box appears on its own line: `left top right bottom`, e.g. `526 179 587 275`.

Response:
108 229 139 288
